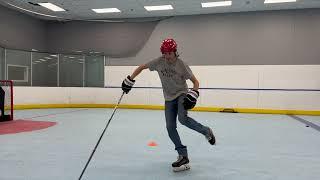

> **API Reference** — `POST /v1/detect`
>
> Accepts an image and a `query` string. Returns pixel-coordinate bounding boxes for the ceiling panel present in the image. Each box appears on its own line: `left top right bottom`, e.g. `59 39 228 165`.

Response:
0 0 320 21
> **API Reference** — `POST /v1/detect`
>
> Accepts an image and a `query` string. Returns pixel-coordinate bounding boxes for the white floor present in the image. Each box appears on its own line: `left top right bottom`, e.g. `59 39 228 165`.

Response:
0 108 319 180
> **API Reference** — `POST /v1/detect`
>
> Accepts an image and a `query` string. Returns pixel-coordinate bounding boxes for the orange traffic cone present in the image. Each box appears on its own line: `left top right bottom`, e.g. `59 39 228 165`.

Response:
147 141 158 147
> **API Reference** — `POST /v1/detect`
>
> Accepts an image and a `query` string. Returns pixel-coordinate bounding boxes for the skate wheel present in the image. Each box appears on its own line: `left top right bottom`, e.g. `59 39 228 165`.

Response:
173 164 191 172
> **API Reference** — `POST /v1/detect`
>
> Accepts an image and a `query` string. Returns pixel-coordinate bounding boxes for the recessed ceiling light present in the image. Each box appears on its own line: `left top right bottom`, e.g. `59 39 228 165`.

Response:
201 1 232 8
38 3 65 12
264 0 297 4
6 2 61 18
92 8 121 13
144 5 173 11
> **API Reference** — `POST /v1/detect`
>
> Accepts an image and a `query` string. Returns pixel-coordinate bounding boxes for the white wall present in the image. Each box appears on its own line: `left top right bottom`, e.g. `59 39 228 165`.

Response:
13 65 320 111
13 87 123 105
104 65 320 110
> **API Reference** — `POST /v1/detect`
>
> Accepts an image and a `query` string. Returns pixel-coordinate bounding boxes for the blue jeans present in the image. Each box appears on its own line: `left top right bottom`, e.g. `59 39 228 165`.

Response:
165 94 210 156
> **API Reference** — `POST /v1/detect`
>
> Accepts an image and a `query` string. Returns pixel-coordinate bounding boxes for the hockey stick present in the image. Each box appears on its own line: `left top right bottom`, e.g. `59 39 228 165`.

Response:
78 92 125 180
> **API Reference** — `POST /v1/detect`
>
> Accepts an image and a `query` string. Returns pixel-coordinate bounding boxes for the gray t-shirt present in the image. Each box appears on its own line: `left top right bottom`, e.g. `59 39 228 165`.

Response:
146 56 193 101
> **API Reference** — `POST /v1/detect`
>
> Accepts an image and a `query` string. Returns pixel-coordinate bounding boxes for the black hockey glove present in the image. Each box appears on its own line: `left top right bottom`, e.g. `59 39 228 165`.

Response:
121 75 135 94
183 89 199 110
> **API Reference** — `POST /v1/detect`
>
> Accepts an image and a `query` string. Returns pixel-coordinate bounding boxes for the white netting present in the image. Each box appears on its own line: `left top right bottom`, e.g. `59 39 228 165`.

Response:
0 80 13 120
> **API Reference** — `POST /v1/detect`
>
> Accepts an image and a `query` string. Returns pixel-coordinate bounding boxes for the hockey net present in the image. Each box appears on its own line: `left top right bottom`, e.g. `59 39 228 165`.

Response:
0 80 13 121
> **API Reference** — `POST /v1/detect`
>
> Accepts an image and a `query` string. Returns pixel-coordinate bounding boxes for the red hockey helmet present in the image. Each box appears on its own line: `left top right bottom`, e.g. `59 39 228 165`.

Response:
160 38 177 54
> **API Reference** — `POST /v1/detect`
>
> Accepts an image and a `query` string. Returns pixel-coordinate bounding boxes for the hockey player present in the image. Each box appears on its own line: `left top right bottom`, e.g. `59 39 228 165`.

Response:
121 38 215 172
0 86 5 121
